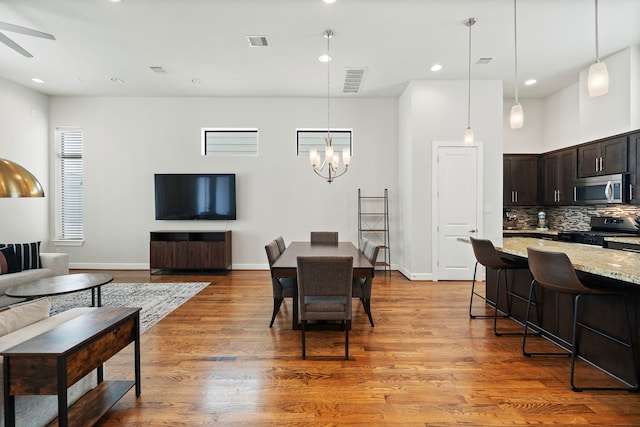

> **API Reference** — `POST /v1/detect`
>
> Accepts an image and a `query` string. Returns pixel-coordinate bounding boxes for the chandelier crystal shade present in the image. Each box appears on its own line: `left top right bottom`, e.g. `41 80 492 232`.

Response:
309 30 350 183
588 0 609 97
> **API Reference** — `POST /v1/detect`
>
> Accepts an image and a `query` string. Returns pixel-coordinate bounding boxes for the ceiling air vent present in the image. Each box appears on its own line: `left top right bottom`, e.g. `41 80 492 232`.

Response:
246 36 270 47
343 67 367 94
476 57 493 64
150 66 167 74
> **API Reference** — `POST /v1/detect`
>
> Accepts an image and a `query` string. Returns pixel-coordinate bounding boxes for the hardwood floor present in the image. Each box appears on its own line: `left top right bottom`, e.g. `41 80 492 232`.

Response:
89 269 640 426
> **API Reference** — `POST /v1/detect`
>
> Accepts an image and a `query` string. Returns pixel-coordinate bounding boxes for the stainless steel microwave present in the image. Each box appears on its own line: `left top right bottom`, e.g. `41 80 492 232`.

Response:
574 173 628 205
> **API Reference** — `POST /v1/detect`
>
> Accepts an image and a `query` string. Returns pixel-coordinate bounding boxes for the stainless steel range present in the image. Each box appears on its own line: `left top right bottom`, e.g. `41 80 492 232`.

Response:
557 216 640 246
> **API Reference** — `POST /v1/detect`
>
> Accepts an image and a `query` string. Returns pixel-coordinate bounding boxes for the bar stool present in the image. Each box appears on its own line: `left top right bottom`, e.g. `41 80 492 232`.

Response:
523 247 639 392
469 237 529 336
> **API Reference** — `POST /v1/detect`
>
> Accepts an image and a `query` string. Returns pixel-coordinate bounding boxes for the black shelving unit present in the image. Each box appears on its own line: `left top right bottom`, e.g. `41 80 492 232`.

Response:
358 188 390 275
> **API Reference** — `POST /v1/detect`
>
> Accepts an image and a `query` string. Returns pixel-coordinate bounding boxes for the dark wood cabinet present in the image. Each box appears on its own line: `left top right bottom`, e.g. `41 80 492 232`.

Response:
150 231 232 272
542 148 576 205
503 154 539 206
629 132 640 204
577 136 627 178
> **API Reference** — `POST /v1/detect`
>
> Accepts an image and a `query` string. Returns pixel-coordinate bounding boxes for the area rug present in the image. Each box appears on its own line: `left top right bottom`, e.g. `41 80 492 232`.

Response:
49 282 209 333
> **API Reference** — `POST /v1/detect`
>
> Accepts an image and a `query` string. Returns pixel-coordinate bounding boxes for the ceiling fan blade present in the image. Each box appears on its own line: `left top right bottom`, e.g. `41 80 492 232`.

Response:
0 31 32 57
0 21 55 40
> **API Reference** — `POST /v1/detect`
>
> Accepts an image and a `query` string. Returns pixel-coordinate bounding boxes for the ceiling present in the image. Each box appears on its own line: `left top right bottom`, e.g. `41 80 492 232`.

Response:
0 0 638 99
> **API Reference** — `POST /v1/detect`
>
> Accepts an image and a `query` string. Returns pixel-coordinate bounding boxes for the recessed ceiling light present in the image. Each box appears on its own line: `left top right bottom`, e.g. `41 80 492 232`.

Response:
318 54 331 63
110 0 122 3
110 77 125 83
524 79 537 86
430 64 443 72
31 78 44 83
323 0 337 3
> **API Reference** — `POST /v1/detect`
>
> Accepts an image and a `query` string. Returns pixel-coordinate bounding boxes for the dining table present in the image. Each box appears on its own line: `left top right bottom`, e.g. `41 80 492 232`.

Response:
271 241 375 329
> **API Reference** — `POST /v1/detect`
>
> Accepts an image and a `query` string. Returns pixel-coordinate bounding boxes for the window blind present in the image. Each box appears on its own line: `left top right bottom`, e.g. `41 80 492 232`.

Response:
57 129 83 240
296 129 352 155
202 129 258 156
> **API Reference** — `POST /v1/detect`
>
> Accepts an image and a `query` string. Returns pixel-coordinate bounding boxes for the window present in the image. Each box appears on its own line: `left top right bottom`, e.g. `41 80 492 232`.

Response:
55 128 83 241
296 129 352 156
202 129 258 156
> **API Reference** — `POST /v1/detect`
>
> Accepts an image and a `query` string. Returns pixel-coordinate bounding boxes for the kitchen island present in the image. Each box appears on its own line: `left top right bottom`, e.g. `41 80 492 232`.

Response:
498 237 640 285
486 237 640 386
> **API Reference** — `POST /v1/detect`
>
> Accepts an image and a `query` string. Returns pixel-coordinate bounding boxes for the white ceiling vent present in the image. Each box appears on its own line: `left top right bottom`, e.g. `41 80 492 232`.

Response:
246 36 270 47
343 67 367 94
150 66 167 74
476 57 493 64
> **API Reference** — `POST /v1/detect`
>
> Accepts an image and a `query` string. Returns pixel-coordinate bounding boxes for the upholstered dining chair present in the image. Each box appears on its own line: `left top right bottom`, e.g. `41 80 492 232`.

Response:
310 231 338 244
296 256 353 360
523 247 639 392
275 236 286 254
265 240 296 328
469 237 529 336
352 238 379 326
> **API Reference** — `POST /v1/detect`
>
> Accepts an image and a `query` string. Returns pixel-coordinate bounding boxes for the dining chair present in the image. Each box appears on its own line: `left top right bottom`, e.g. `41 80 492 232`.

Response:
296 256 353 360
310 231 338 244
352 238 379 326
523 247 639 392
275 236 286 254
468 237 529 336
265 240 296 328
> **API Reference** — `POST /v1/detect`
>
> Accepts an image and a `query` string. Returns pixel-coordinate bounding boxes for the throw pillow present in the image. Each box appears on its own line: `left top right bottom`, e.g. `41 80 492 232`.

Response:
0 241 41 271
0 246 20 274
0 297 51 337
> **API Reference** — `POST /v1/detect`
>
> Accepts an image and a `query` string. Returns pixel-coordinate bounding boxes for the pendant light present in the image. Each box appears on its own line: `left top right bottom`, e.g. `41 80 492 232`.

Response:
0 158 44 197
510 0 523 129
588 0 608 97
463 18 476 146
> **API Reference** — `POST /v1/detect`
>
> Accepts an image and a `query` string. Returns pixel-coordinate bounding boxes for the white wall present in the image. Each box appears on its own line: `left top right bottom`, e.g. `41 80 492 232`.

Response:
542 46 639 151
579 46 637 141
398 80 504 279
47 96 399 269
503 98 544 154
0 78 50 244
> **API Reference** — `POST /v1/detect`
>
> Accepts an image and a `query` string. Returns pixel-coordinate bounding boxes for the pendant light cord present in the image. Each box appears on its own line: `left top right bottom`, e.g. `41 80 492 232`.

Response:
466 18 475 128
326 30 332 145
513 0 519 104
594 0 600 62
467 19 472 128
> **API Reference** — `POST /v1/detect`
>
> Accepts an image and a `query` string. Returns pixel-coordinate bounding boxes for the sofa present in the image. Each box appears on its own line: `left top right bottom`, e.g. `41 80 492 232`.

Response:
0 297 96 426
0 250 69 307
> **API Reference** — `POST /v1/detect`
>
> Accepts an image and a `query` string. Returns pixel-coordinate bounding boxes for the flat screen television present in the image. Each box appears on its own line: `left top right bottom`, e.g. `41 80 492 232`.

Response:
154 173 236 220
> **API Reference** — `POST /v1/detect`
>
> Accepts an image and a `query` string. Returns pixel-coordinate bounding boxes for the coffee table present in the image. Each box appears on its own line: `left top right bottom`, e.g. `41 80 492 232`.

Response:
4 273 114 307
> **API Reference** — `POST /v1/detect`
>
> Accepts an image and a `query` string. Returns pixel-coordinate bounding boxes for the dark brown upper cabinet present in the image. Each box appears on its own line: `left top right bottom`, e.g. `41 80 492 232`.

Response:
503 154 539 206
628 132 640 205
542 148 576 206
577 136 627 178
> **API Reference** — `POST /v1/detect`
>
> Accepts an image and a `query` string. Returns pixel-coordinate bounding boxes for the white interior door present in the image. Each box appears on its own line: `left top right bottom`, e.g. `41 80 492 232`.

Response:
433 144 482 281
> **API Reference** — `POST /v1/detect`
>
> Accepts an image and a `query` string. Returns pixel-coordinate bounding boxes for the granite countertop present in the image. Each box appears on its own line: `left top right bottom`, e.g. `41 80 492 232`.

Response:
503 228 559 236
497 237 640 285
604 236 640 245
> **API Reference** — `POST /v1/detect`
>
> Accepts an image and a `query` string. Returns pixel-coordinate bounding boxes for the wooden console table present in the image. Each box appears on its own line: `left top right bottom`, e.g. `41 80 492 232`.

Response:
1 307 141 427
150 230 232 273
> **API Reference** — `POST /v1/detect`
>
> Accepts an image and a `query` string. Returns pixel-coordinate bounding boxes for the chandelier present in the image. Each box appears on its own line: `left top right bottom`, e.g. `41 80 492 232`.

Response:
309 30 350 183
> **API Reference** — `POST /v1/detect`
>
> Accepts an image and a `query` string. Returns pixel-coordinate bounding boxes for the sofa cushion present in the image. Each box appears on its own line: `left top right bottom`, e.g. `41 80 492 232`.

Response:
0 247 20 274
0 242 41 271
0 307 95 352
0 297 51 337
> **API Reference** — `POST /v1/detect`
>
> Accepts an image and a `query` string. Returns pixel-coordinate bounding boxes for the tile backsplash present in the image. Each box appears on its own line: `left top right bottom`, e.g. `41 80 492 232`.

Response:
505 205 640 231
